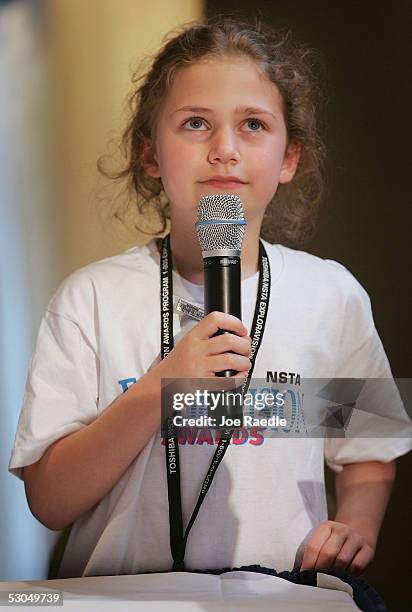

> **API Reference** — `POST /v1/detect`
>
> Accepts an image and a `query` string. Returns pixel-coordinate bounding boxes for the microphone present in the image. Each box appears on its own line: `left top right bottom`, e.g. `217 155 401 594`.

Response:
195 194 246 377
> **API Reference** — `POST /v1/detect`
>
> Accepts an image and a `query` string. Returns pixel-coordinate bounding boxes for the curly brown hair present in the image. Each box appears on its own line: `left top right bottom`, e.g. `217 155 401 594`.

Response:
98 15 327 246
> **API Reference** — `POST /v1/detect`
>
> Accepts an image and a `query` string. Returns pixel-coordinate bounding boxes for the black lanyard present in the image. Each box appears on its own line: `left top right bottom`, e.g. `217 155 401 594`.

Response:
160 234 271 571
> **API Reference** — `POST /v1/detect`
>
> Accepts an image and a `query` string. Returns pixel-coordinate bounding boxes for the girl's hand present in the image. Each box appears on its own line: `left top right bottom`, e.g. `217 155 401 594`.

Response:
300 520 375 575
154 311 252 379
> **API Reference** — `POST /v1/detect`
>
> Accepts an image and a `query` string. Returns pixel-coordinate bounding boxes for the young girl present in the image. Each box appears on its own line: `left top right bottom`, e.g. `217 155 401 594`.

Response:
9 16 411 579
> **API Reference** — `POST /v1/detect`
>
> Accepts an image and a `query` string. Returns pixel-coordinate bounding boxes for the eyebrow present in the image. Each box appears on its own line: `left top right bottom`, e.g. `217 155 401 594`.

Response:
171 105 276 119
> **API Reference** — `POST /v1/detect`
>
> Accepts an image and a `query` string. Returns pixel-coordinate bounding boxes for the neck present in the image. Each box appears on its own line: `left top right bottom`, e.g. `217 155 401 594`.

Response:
166 224 261 285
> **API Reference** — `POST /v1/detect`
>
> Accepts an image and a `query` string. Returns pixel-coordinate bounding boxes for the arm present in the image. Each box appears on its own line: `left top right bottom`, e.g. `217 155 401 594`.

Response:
300 459 396 574
334 459 396 549
23 312 251 531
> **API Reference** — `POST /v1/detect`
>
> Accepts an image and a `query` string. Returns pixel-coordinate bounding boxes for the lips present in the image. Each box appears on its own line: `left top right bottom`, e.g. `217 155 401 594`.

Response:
201 176 246 188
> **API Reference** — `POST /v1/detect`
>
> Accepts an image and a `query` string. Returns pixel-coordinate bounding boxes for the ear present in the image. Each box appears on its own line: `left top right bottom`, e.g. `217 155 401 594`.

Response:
279 139 301 184
142 139 161 179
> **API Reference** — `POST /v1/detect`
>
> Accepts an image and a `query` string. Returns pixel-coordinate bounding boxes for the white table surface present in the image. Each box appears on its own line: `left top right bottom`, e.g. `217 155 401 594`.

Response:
0 571 361 611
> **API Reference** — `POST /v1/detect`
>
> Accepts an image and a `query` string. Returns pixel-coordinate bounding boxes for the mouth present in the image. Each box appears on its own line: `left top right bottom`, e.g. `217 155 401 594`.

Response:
201 180 247 189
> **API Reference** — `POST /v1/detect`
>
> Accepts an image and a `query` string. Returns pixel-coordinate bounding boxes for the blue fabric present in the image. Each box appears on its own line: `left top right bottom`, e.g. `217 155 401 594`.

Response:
192 565 387 612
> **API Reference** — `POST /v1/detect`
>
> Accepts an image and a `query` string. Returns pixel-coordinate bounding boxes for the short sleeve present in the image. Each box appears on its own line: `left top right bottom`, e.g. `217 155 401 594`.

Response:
324 268 412 472
8 309 99 480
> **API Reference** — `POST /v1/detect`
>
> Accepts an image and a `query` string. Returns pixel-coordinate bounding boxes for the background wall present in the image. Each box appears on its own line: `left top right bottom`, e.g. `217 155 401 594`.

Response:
205 1 411 610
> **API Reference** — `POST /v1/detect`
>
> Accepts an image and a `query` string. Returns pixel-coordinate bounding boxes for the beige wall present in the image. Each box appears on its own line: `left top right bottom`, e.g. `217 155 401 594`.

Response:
47 0 203 276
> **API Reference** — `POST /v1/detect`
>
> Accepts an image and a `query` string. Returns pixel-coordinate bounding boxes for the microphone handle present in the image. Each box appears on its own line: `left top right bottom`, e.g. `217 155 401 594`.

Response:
204 255 241 377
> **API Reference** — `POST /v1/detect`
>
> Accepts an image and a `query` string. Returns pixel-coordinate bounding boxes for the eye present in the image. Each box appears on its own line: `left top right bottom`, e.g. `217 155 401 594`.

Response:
244 118 265 131
182 117 207 130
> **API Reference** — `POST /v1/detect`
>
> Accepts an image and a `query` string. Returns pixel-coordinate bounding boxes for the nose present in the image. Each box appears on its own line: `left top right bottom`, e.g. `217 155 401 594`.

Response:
207 125 240 165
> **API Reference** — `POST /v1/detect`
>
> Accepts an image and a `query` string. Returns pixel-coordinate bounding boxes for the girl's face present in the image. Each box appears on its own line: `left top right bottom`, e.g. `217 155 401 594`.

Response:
144 56 300 233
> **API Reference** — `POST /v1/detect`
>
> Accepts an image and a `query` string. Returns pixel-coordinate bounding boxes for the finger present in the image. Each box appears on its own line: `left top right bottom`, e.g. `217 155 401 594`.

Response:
314 529 349 570
209 353 251 375
348 546 374 576
334 536 363 572
208 333 252 357
196 311 248 340
300 523 332 571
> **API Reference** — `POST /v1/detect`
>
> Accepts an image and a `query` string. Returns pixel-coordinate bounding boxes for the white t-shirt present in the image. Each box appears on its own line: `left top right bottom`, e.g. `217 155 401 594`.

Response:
9 240 412 577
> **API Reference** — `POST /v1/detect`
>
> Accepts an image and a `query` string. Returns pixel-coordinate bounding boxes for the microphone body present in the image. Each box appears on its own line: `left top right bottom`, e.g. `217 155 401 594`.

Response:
204 255 241 318
195 195 246 377
204 256 241 377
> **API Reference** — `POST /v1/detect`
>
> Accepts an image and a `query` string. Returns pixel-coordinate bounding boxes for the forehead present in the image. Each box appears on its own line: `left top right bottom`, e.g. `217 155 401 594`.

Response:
159 56 284 117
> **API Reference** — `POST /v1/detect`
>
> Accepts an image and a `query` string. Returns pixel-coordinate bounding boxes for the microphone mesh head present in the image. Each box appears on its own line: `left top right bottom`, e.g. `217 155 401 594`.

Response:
195 194 246 254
